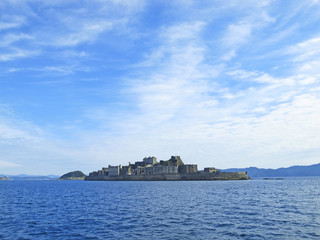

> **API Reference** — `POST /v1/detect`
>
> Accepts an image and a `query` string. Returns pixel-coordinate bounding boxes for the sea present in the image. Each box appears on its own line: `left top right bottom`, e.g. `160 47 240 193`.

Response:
1 178 320 240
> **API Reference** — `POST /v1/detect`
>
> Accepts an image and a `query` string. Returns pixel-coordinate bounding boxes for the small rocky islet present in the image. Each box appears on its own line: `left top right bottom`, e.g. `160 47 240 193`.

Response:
0 176 11 181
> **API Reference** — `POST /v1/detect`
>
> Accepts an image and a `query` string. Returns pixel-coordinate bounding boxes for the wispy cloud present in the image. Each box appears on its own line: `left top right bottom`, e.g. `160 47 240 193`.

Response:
0 33 33 47
52 21 114 47
5 65 93 78
0 160 22 168
221 10 275 61
0 16 25 31
0 48 39 61
0 105 107 174
0 107 43 144
0 0 144 65
285 36 320 75
1 0 320 174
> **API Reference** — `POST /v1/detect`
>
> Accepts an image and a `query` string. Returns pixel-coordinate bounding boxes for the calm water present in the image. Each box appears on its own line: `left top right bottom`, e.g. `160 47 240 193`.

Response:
1 178 320 240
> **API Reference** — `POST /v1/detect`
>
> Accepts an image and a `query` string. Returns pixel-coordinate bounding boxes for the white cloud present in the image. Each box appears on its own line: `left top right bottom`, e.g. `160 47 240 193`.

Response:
220 5 275 61
127 22 211 124
227 70 260 79
5 64 92 75
284 36 320 77
0 117 42 144
0 160 22 168
42 0 145 48
41 65 92 75
0 0 145 67
289 37 320 62
53 21 114 47
0 48 39 61
0 33 33 47
0 106 108 174
223 22 252 48
0 16 25 31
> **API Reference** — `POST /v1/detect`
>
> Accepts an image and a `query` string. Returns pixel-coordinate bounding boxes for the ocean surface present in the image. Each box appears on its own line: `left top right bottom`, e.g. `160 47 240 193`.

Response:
1 178 320 240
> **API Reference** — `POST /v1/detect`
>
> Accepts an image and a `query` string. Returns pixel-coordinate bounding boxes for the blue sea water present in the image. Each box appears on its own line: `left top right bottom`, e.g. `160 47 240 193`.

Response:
1 178 320 240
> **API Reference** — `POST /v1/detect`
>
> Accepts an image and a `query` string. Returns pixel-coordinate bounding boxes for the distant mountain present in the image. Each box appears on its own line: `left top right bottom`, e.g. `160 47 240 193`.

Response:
0 174 60 180
59 171 86 180
223 163 320 178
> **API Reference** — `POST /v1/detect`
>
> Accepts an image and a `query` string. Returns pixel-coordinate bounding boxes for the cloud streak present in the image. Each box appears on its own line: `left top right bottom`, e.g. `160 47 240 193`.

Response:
0 16 25 31
0 48 39 61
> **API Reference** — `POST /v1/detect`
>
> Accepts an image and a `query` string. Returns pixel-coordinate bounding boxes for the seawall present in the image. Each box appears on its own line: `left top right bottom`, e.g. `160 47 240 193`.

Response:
85 172 249 181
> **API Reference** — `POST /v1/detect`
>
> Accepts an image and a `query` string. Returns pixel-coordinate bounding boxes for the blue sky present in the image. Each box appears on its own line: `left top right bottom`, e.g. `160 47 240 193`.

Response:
1 0 320 175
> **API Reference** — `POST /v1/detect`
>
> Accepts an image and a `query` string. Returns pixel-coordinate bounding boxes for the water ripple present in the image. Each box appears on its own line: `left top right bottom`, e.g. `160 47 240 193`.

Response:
1 178 320 239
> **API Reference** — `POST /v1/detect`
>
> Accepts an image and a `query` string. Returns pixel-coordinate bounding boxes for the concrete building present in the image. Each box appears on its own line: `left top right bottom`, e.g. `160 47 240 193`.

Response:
97 170 108 176
108 165 121 176
134 161 147 167
178 164 198 174
159 156 184 166
135 166 145 175
89 171 98 177
204 167 218 173
85 155 249 181
145 165 178 175
120 166 131 175
143 156 157 165
89 168 108 177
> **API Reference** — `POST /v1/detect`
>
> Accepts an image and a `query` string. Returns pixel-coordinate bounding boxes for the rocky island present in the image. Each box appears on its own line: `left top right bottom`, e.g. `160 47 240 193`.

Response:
59 171 86 180
0 176 11 181
85 155 249 181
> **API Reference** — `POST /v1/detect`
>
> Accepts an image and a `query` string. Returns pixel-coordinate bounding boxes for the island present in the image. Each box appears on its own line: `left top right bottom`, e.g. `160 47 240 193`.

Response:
59 171 86 180
0 176 11 181
85 155 249 181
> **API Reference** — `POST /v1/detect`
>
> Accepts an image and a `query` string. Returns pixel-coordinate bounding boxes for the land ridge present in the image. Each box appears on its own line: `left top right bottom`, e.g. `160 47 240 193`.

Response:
223 163 320 178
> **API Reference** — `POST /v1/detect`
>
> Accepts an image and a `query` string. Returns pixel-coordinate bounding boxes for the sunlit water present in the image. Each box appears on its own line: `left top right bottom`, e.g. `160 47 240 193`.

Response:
1 178 320 239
